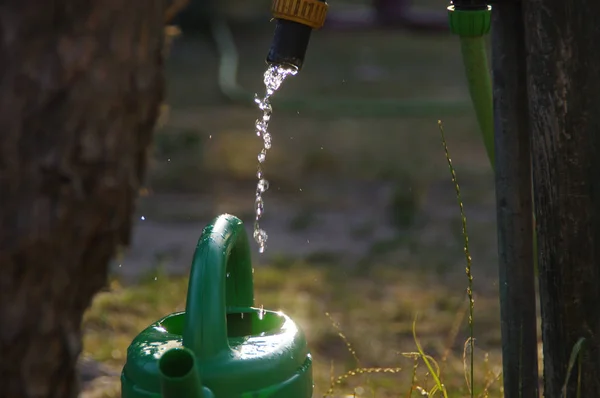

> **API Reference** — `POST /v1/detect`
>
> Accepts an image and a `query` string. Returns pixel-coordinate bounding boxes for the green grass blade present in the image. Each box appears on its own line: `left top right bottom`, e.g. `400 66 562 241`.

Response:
561 337 586 398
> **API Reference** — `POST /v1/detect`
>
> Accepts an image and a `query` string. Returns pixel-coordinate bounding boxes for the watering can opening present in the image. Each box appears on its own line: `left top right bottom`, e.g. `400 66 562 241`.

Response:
226 309 285 338
153 309 286 340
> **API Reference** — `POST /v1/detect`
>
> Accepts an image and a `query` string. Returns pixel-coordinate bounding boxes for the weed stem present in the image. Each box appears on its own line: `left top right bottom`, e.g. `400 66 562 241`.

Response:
439 120 474 398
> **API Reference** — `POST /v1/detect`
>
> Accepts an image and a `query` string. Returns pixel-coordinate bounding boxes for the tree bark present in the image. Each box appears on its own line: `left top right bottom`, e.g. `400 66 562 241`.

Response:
0 1 165 397
524 0 600 396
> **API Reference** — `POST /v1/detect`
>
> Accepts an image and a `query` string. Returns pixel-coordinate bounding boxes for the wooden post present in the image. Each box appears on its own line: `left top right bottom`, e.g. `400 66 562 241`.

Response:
491 2 539 397
524 0 600 396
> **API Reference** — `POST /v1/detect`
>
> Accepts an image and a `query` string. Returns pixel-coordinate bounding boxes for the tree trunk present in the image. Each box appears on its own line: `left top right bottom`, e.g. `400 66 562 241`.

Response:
0 1 166 397
524 1 600 396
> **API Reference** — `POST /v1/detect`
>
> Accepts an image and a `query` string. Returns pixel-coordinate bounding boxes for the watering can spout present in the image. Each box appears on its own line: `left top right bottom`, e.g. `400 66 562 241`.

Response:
159 347 214 398
266 0 329 70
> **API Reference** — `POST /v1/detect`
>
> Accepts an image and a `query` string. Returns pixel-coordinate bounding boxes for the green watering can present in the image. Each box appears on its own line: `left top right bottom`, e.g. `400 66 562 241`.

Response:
121 214 313 398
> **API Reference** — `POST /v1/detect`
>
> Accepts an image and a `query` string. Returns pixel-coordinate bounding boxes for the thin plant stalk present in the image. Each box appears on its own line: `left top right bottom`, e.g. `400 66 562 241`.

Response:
439 120 474 398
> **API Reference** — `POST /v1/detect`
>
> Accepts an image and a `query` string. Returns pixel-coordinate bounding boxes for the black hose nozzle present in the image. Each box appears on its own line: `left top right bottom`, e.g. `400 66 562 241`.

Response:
266 0 328 71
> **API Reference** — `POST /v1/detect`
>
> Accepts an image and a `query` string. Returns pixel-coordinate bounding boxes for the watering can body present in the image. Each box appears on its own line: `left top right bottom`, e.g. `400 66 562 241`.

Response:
121 214 313 398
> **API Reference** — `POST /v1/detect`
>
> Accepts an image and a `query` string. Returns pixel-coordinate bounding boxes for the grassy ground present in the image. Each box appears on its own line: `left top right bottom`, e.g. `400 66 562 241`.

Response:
83 261 504 397
80 1 521 396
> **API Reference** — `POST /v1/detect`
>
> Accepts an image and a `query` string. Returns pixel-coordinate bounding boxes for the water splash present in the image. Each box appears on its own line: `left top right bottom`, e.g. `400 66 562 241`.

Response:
253 64 297 253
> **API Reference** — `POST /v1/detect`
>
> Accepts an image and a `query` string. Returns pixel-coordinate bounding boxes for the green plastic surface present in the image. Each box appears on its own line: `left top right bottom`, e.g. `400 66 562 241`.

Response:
458 36 495 168
447 5 492 37
121 214 313 398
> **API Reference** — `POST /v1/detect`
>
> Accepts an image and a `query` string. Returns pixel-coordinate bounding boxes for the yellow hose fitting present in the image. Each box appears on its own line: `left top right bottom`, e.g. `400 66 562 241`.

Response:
271 0 329 29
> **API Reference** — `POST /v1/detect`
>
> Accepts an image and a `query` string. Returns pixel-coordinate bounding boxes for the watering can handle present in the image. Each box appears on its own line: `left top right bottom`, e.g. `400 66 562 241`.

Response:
182 214 254 360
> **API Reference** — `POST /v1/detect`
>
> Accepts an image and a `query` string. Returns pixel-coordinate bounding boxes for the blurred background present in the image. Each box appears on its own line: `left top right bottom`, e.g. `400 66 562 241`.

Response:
82 0 507 396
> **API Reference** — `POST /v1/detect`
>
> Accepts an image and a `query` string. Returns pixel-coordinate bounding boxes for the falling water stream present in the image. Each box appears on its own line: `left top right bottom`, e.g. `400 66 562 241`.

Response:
252 64 298 253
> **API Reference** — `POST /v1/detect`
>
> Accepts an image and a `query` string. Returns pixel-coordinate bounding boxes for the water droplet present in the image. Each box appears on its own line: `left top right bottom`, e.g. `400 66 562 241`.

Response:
253 229 268 251
154 277 157 281
140 216 146 220
257 179 269 193
255 120 267 136
259 102 272 113
255 197 264 217
263 133 272 149
257 151 266 163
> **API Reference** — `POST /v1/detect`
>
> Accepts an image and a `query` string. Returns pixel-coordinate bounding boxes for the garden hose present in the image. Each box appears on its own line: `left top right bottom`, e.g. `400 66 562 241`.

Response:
448 2 539 274
206 11 475 118
447 3 494 168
